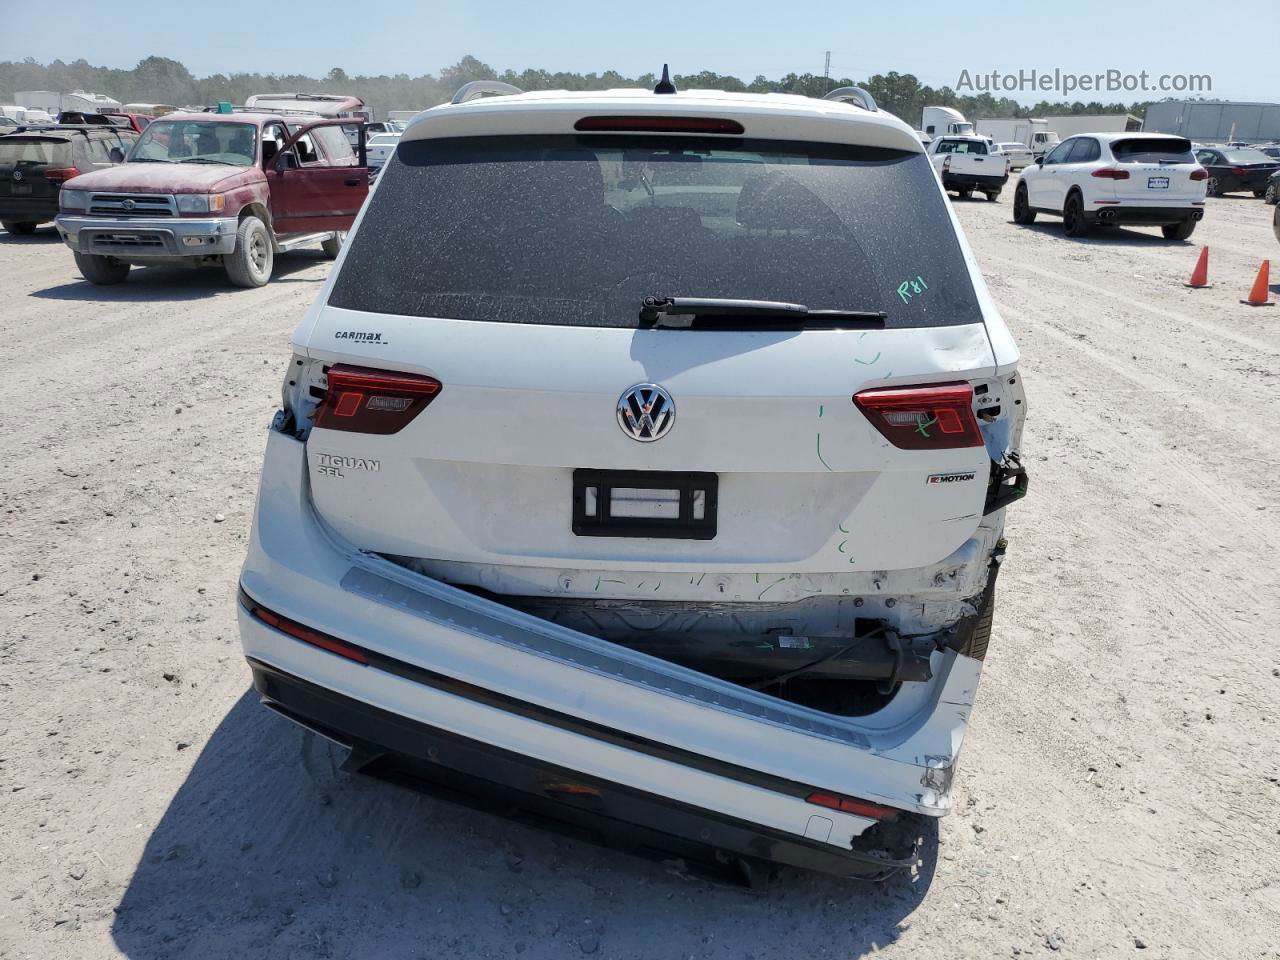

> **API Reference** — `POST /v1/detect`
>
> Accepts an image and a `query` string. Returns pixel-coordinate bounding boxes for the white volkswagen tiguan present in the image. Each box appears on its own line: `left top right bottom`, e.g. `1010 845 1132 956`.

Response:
237 80 1028 882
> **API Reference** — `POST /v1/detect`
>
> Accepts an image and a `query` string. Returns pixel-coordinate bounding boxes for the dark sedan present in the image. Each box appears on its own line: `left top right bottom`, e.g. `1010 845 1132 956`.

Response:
1194 146 1280 197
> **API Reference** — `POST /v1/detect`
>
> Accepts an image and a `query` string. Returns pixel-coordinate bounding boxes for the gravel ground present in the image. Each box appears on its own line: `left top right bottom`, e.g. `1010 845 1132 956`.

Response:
2 188 1278 960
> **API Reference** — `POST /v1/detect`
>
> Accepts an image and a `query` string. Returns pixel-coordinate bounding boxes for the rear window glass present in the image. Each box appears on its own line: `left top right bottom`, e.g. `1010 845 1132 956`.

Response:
1219 148 1272 164
0 138 71 165
1112 138 1193 162
330 135 982 329
933 139 988 155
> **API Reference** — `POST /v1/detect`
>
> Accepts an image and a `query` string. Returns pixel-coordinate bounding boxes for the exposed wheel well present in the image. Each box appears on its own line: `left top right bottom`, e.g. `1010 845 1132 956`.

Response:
239 202 272 228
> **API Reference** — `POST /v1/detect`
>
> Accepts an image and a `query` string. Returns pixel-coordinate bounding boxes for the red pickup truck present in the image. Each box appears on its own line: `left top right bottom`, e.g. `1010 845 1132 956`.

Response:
54 112 368 287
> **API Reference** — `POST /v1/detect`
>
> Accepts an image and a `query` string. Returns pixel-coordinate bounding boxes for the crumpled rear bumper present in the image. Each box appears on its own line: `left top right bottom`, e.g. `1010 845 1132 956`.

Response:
238 425 986 867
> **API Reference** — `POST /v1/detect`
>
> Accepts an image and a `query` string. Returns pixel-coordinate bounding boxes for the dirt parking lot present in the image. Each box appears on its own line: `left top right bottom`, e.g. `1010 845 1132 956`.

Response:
2 185 1278 960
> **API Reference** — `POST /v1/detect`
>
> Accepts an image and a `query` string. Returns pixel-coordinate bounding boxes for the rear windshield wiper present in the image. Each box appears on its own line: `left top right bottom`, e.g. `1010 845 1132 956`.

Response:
639 296 886 329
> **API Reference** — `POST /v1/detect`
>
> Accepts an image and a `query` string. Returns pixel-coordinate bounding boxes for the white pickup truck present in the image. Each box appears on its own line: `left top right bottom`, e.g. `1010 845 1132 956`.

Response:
928 136 1009 201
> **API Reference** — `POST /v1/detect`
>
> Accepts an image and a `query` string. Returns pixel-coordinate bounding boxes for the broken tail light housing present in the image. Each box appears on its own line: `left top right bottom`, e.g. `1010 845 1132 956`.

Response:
853 382 983 450
573 115 745 134
806 791 899 821
313 364 441 435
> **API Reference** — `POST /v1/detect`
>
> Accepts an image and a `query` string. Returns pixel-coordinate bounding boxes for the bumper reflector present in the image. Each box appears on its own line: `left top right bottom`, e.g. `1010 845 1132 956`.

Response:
250 603 369 665
806 791 899 821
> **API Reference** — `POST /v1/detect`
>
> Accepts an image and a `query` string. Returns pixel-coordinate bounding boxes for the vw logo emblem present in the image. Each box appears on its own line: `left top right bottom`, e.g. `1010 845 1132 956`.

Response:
121 199 136 210
617 383 675 442
12 170 22 182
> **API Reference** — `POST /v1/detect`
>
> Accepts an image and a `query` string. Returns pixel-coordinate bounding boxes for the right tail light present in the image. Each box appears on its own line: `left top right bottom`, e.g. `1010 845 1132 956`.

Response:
853 382 983 450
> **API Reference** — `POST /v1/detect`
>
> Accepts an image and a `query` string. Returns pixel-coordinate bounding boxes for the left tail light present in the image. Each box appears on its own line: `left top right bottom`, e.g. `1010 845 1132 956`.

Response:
853 382 983 450
1090 167 1130 180
312 364 441 435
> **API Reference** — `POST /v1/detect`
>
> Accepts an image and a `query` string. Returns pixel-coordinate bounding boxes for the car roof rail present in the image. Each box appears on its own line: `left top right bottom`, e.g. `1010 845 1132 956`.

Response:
451 80 523 105
821 86 879 113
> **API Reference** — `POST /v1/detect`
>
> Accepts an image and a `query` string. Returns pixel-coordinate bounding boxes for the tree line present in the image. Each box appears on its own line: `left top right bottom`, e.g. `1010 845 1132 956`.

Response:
1 55 1155 125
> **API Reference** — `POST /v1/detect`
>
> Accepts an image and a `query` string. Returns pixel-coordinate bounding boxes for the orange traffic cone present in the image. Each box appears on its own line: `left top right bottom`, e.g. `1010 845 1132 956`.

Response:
1185 247 1211 288
1241 260 1274 306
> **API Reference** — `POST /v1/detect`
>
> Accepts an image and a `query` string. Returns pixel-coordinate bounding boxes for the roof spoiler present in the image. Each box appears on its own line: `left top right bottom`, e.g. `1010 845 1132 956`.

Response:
451 81 523 105
822 86 879 112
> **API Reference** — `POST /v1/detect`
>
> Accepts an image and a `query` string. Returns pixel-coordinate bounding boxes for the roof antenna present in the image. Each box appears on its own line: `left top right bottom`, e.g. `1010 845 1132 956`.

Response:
653 64 677 95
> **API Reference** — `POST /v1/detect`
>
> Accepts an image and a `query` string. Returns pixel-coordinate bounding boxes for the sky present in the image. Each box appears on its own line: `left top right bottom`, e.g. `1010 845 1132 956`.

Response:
2 0 1273 106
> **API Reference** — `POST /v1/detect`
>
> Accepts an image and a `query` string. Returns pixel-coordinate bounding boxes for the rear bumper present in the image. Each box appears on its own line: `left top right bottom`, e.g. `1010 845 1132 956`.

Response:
238 426 987 871
0 198 57 223
55 213 238 257
1086 205 1203 225
249 658 917 881
943 172 1008 190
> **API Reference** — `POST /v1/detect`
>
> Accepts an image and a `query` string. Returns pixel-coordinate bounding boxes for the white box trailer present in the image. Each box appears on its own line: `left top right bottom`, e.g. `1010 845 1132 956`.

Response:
15 90 122 114
974 118 1061 157
1039 113 1141 139
1142 100 1280 144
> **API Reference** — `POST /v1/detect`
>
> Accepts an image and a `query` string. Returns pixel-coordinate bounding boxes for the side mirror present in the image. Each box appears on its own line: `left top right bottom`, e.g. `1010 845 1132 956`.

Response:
276 152 299 172
108 146 125 163
1035 156 1045 166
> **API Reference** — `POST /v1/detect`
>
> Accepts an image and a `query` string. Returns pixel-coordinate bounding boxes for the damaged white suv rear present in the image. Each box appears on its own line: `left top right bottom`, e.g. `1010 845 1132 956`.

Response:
237 79 1028 883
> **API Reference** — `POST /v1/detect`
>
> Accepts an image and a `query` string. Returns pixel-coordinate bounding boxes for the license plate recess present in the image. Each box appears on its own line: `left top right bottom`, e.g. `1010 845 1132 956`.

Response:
572 469 718 539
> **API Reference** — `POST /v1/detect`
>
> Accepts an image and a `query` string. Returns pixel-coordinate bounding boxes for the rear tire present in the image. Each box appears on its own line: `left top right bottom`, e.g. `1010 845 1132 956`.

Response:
1253 189 1266 198
1063 192 1091 237
957 582 996 661
1012 184 1036 224
3 221 38 235
985 191 1000 202
1162 221 1196 241
1266 182 1278 204
320 231 345 260
224 215 273 288
73 252 130 285
956 187 973 200
1273 204 1280 245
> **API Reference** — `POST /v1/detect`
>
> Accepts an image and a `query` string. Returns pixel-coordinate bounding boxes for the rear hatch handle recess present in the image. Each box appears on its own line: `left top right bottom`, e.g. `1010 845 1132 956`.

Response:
639 296 887 330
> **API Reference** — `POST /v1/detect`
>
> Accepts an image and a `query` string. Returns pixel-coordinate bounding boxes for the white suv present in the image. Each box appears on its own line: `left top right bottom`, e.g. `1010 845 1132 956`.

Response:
1014 132 1207 239
238 79 1028 883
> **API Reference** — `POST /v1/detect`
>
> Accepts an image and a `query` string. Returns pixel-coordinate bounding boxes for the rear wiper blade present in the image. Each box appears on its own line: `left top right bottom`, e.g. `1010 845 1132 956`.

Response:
639 296 886 329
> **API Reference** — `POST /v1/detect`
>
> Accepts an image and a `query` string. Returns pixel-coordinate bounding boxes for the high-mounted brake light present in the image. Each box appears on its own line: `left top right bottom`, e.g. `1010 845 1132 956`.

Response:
312 364 441 435
1189 167 1208 181
1091 167 1130 180
853 382 983 450
251 605 369 664
573 115 745 134
43 167 80 183
806 791 899 821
